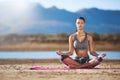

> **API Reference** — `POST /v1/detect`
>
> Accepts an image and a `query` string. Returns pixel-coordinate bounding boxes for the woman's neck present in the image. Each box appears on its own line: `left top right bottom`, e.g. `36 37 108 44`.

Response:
77 30 85 34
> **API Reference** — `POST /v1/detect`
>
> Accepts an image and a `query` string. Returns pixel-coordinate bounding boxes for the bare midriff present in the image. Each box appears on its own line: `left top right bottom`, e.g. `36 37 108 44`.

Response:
75 50 89 58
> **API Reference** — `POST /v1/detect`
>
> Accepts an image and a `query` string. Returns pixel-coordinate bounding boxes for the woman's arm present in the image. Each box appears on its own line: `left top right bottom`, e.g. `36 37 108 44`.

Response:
56 34 75 56
88 34 99 57
65 34 75 56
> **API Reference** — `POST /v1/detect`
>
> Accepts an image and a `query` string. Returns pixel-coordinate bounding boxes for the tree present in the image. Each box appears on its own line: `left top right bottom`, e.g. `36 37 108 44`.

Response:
90 32 100 41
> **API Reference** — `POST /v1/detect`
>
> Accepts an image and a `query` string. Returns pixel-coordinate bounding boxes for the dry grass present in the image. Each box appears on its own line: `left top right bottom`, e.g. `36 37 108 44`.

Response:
94 42 120 51
0 42 119 51
0 42 68 51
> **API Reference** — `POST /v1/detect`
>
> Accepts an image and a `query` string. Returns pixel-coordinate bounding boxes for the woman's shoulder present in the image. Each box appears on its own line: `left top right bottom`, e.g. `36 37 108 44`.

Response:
69 33 76 39
86 33 93 39
70 32 76 37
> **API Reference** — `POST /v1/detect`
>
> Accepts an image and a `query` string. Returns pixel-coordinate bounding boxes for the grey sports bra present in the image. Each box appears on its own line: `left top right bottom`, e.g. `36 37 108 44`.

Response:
73 33 88 50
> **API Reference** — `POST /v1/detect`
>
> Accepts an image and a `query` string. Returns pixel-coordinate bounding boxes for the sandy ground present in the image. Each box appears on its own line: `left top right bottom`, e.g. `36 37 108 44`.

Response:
0 59 120 80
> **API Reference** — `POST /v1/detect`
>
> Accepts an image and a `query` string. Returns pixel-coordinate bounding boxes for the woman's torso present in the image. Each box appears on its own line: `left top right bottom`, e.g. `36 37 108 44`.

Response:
73 32 89 58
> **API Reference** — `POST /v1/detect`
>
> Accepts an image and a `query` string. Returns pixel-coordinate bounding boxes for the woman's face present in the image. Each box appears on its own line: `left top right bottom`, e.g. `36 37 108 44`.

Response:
76 19 85 30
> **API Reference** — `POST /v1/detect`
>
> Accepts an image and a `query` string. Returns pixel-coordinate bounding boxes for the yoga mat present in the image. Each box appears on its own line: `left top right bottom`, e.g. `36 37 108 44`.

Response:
30 66 120 70
30 66 70 70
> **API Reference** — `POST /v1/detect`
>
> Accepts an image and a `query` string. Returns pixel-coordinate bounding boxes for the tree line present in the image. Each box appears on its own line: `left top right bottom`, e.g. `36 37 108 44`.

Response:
0 32 120 44
90 32 120 43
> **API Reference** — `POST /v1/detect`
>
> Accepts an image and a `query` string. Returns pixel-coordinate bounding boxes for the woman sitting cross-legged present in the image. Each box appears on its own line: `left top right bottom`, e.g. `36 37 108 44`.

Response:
56 17 106 69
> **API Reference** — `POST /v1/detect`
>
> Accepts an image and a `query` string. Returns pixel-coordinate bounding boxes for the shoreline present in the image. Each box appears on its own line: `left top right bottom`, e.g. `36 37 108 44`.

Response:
0 59 119 64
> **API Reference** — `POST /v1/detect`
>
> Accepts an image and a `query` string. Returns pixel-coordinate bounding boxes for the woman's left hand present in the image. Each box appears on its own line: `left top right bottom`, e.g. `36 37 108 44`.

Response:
56 50 64 56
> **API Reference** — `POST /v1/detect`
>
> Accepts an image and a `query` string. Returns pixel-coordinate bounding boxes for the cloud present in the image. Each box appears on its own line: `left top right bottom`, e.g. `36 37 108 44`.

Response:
29 20 71 27
0 18 72 34
0 2 72 34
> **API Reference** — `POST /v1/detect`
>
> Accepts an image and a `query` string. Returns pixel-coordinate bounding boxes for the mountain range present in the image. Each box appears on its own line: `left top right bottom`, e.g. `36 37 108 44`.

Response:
0 3 120 34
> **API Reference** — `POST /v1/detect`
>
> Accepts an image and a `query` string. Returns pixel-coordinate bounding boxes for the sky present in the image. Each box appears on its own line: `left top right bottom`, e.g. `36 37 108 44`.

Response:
0 0 120 12
0 0 120 34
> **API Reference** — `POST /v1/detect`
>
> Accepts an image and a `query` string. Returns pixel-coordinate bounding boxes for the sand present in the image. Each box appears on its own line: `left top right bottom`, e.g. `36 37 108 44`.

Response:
0 59 120 80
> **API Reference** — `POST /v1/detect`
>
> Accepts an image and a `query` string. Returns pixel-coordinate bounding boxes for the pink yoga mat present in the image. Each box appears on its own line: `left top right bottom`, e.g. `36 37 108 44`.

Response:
30 66 70 70
30 66 120 70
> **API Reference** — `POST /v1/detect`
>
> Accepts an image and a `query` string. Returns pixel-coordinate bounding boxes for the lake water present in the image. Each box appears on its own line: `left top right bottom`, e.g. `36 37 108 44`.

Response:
0 51 120 60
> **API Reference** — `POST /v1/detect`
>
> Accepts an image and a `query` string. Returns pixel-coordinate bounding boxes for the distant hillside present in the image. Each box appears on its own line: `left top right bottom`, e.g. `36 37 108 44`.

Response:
0 3 120 34
77 8 120 33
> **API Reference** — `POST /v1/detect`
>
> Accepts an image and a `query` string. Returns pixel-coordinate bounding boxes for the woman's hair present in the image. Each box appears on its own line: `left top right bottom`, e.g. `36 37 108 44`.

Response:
77 17 85 23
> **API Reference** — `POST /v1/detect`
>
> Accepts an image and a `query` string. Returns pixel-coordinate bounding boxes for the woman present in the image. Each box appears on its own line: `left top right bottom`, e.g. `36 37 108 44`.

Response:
56 17 106 69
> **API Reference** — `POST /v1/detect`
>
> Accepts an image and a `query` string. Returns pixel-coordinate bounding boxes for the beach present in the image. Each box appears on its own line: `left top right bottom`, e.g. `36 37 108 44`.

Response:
0 59 120 80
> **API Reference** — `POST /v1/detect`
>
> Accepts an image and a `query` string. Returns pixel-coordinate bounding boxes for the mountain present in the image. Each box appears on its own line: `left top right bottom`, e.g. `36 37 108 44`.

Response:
0 3 120 34
76 8 120 33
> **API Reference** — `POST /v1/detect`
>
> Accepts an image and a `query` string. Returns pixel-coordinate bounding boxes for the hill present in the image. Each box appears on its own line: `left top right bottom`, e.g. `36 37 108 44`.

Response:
0 3 120 34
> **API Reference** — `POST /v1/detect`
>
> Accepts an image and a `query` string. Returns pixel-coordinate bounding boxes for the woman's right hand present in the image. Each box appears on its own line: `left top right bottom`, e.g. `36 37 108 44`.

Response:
56 50 64 56
98 53 106 58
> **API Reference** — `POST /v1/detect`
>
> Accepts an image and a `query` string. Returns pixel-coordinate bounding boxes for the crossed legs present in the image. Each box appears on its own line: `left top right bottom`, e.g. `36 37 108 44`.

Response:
60 53 106 69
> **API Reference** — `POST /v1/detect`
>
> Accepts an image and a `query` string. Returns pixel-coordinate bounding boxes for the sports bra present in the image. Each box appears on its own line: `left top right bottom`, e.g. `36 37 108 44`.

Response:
73 33 88 50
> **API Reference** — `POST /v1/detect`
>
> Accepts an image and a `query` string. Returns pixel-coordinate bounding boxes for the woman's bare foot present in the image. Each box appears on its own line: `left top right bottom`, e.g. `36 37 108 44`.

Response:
89 53 106 63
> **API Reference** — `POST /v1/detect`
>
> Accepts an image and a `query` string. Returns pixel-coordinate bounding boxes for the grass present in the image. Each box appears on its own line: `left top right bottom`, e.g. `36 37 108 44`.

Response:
0 42 69 51
0 42 120 51
94 42 120 51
